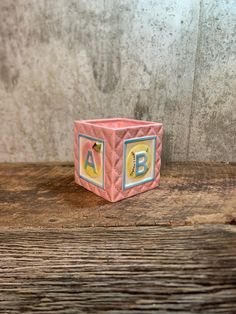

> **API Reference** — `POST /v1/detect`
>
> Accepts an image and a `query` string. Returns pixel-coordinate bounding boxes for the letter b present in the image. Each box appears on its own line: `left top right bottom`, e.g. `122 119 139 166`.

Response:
135 151 148 177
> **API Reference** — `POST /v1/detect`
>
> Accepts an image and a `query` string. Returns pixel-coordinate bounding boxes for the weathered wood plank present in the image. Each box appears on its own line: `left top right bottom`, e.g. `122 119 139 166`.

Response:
0 162 235 229
0 225 236 313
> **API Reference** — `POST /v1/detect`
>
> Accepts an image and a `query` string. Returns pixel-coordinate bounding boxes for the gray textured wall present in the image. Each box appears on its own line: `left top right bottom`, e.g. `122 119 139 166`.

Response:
0 0 235 162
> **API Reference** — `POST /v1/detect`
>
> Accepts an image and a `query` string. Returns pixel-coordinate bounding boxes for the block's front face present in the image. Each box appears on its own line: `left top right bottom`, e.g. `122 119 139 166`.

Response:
78 134 104 189
74 120 114 202
123 136 156 190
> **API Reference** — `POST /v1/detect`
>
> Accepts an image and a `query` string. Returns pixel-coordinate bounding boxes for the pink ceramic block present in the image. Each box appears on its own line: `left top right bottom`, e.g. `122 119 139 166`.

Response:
74 118 163 202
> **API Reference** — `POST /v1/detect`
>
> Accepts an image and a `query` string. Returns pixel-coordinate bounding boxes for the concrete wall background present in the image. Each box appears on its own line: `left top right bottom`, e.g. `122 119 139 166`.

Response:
0 0 235 162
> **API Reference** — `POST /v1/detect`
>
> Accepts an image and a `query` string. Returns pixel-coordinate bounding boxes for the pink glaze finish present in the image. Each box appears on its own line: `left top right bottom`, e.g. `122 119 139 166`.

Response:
74 118 163 202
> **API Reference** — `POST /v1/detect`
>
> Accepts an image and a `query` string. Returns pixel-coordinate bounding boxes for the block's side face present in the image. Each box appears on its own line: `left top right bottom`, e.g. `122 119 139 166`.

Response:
74 121 114 201
113 124 163 202
74 123 79 182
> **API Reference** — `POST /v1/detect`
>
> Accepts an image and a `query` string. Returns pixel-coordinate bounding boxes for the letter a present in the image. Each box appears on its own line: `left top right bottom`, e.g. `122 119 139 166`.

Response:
85 150 96 173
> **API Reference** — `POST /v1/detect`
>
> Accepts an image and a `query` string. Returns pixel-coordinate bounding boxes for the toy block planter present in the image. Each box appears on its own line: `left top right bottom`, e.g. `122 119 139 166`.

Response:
74 118 163 202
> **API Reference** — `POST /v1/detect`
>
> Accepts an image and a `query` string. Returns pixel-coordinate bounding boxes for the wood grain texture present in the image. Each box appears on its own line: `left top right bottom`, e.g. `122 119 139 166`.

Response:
0 225 236 313
0 162 235 229
0 163 236 313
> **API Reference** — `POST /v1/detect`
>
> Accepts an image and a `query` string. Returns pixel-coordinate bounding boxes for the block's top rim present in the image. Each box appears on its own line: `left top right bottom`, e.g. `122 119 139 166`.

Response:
74 118 163 130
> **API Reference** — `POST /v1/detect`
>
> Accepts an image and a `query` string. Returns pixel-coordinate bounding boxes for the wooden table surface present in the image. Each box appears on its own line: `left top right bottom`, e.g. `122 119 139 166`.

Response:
0 162 236 313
